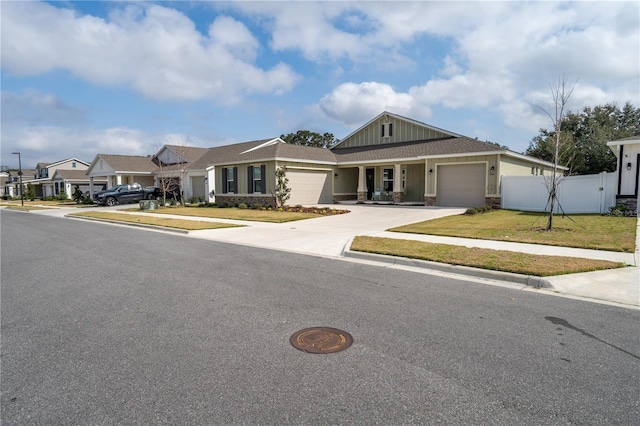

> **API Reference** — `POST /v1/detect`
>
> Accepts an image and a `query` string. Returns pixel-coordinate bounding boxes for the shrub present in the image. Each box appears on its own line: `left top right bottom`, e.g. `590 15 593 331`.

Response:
252 203 263 210
465 207 479 215
188 196 200 205
605 204 630 217
238 203 248 209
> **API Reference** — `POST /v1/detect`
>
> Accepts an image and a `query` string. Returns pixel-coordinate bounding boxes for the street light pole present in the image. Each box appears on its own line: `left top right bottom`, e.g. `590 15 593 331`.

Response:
11 152 23 206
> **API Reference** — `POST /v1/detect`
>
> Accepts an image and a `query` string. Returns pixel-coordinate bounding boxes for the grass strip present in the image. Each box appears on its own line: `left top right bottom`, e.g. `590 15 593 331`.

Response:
70 211 243 231
3 205 52 211
389 210 636 253
130 206 325 223
351 236 626 277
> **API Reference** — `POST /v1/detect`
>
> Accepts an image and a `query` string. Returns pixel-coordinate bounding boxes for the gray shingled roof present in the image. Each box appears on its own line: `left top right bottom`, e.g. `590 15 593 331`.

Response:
332 137 501 163
52 169 106 180
163 145 210 163
202 139 338 166
98 154 159 173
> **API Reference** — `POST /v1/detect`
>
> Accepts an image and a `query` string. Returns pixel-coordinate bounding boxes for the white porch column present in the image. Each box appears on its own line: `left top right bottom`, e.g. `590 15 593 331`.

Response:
89 177 94 198
393 164 402 192
357 166 366 202
393 163 403 203
206 166 215 202
116 174 122 185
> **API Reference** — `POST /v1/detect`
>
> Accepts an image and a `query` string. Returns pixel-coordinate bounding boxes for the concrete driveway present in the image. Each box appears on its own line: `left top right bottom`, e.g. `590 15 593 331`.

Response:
186 204 466 257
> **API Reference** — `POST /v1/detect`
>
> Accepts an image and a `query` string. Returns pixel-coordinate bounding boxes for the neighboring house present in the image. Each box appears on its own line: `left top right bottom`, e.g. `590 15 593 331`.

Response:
210 112 561 207
86 154 159 196
2 169 36 198
22 159 89 198
0 171 10 197
51 169 107 199
607 136 640 213
152 144 209 200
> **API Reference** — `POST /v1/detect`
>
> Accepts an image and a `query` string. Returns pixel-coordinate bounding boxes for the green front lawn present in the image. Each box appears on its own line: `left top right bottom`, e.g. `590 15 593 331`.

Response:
389 210 636 252
351 236 626 277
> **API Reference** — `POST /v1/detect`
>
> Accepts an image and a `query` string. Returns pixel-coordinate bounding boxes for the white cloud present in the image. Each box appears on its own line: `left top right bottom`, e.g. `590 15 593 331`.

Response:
1 2 299 102
319 82 430 126
223 1 640 138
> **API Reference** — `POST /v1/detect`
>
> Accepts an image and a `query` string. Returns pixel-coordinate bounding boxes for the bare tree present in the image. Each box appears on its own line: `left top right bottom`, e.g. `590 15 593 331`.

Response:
153 137 195 206
539 75 577 230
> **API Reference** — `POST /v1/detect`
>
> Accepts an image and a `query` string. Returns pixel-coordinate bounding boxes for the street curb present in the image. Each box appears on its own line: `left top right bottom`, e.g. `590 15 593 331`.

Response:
64 215 190 234
343 249 553 288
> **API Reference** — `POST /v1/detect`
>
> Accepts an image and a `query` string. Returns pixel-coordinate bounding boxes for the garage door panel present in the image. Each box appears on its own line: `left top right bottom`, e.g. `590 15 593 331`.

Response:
287 170 331 205
437 164 485 207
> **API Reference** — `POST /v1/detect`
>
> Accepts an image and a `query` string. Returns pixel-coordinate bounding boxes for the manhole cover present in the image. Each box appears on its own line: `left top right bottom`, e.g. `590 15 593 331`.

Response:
289 327 353 354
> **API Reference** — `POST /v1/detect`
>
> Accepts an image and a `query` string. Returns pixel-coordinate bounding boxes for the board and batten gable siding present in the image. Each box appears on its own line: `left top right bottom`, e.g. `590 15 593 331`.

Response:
425 155 499 195
337 116 452 149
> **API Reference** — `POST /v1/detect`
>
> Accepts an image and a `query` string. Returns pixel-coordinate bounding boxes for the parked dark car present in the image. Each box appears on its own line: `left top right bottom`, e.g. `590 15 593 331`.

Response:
94 184 161 206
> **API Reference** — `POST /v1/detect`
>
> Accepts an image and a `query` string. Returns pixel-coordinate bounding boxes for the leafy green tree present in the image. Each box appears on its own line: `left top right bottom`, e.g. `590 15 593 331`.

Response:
26 183 35 201
280 130 339 149
526 102 639 175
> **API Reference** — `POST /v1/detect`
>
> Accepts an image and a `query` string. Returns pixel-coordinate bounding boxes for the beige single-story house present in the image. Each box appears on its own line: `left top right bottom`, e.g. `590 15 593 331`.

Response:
210 112 561 208
607 135 640 213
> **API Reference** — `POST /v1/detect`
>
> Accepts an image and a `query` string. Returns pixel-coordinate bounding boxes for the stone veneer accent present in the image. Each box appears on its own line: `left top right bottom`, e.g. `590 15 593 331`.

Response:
334 194 357 202
357 191 367 202
393 192 404 204
424 196 437 206
484 197 501 209
616 196 638 213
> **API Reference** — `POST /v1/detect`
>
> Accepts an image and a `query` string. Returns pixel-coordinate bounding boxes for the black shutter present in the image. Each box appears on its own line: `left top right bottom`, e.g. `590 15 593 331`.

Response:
381 124 385 137
222 168 228 194
233 167 238 194
389 123 393 137
247 166 254 194
260 165 266 194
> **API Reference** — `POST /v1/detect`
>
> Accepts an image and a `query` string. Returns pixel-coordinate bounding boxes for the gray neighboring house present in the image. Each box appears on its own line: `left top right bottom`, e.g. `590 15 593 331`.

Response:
51 169 107 199
86 154 159 196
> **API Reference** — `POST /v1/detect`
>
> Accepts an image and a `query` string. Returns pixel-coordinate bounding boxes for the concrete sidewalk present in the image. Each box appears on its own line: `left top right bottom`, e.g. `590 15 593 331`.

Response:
11 203 640 308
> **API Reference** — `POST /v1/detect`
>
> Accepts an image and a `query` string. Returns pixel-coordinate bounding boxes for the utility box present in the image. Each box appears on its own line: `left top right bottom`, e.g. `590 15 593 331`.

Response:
139 200 159 210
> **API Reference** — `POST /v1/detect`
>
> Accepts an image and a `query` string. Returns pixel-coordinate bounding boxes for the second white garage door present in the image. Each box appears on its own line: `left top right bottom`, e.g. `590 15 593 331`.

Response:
287 169 332 205
437 164 486 207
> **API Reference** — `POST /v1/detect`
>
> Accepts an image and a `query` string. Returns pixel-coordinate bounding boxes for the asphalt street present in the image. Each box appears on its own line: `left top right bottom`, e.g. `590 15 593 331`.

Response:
2 210 639 425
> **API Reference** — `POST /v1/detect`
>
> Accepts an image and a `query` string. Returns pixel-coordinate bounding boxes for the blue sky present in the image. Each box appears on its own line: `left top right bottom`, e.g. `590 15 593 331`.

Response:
2 1 638 169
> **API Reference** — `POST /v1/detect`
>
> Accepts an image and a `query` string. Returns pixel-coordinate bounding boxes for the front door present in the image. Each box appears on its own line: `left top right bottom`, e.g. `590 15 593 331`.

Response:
366 168 374 200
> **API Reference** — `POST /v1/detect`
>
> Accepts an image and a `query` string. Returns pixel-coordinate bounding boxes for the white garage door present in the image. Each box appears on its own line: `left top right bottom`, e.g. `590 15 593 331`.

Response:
437 164 486 207
287 170 332 205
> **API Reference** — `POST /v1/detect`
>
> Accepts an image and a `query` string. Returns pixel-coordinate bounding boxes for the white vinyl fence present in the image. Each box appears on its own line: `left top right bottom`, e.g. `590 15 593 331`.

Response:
501 172 616 214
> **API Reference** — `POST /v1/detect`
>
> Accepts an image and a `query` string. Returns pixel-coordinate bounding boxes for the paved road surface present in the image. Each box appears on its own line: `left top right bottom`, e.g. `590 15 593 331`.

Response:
2 210 639 425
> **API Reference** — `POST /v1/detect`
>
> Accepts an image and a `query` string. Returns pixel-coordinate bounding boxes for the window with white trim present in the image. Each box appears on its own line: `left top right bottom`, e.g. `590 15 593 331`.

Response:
252 166 262 193
226 167 235 193
383 168 394 192
381 123 393 138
